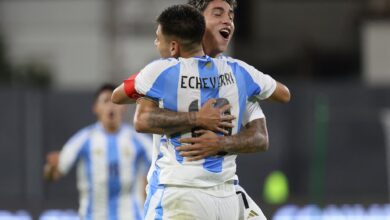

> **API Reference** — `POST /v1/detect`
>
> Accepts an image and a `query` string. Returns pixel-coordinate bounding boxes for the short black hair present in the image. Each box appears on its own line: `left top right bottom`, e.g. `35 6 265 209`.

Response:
94 83 115 102
157 4 205 51
187 0 237 12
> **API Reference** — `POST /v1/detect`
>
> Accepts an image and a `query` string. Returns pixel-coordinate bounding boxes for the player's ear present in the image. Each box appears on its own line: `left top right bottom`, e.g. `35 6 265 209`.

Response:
92 103 98 116
170 40 180 57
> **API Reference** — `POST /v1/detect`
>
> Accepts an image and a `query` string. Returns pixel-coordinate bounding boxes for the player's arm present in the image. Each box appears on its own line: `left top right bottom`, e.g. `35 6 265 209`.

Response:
111 73 142 104
268 81 290 103
43 151 62 181
133 97 235 135
178 118 268 161
44 128 89 182
235 59 291 103
178 101 269 160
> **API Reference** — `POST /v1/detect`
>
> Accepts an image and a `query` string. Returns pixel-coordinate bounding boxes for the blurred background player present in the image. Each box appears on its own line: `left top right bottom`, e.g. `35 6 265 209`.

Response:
113 4 288 219
113 0 290 219
43 83 152 220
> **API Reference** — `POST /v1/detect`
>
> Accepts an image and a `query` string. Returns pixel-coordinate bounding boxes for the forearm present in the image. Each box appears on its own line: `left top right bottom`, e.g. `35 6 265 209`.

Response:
134 98 197 135
268 81 291 103
112 83 137 104
220 118 269 154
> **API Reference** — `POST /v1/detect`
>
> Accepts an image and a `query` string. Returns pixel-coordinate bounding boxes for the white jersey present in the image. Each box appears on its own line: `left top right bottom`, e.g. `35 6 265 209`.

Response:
136 55 276 189
58 122 152 220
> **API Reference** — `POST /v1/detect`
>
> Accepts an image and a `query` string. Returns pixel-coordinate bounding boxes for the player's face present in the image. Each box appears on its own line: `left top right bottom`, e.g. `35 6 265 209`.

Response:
154 25 172 58
202 0 235 57
94 90 125 132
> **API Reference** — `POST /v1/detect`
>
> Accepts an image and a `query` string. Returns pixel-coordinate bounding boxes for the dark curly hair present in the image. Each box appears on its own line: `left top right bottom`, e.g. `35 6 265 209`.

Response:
187 0 237 12
157 4 205 51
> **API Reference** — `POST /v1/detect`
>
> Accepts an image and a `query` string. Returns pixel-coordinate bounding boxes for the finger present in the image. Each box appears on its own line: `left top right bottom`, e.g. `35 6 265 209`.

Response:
221 115 236 121
204 98 217 107
180 150 202 157
194 129 208 135
215 127 229 135
180 137 198 143
219 122 234 128
187 155 206 161
219 104 232 112
177 145 199 151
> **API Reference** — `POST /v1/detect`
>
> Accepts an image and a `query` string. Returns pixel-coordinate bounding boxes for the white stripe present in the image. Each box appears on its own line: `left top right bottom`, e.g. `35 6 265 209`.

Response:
178 60 201 165
145 188 164 220
76 159 88 218
90 130 108 220
58 127 90 175
118 127 136 220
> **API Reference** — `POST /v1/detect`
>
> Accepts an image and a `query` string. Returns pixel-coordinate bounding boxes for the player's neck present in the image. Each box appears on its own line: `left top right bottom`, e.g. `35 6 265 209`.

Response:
102 123 119 134
180 47 205 58
204 47 222 58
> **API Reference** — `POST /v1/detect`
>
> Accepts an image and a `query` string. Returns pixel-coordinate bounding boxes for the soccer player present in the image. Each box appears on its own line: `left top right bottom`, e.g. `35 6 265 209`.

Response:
113 0 290 219
113 4 287 219
43 84 152 220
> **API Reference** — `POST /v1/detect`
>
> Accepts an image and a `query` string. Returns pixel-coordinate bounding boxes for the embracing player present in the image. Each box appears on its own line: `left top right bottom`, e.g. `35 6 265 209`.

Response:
114 0 290 219
113 2 289 219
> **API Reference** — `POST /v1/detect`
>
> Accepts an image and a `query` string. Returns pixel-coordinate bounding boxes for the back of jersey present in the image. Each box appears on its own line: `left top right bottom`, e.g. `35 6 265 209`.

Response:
135 55 275 188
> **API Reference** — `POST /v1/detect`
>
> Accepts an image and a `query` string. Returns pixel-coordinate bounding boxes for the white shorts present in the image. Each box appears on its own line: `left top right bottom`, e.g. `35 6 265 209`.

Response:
235 185 267 220
144 182 239 220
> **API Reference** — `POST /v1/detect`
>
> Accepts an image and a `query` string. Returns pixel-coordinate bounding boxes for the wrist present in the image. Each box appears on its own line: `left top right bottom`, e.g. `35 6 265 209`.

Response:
189 112 200 127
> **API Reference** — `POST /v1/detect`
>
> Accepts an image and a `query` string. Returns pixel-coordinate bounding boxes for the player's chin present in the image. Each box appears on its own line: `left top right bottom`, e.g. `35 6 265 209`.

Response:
217 39 229 49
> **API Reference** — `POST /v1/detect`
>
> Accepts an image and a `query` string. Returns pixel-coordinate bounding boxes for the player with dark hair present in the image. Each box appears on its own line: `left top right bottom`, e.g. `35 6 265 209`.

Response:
113 4 288 219
44 83 152 220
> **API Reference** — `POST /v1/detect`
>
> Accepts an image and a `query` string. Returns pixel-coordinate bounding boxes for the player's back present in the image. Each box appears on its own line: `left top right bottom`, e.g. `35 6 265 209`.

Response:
136 55 275 188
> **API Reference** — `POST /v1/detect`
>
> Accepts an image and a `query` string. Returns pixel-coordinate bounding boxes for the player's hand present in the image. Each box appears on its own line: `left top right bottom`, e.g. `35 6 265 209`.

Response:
196 99 235 135
178 130 223 161
46 151 60 167
44 151 60 181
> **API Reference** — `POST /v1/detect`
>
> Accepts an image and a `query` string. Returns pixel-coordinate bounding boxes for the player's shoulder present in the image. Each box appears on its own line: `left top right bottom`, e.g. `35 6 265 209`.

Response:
217 55 263 75
217 55 251 67
64 123 96 146
142 58 180 71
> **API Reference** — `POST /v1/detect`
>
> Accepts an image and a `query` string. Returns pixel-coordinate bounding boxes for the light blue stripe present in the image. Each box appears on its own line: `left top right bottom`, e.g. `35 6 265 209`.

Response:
154 187 165 220
228 62 260 133
107 134 120 220
82 140 93 220
132 134 145 182
198 58 224 173
146 63 180 112
132 197 142 220
144 153 163 217
171 138 183 163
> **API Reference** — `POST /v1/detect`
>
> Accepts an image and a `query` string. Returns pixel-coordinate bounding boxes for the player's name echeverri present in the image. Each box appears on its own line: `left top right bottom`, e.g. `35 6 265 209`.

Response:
180 72 235 89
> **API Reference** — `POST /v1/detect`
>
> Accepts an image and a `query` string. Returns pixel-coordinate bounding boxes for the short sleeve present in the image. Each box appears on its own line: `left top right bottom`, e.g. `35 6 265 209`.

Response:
236 60 277 100
58 126 91 175
242 99 265 126
135 59 178 100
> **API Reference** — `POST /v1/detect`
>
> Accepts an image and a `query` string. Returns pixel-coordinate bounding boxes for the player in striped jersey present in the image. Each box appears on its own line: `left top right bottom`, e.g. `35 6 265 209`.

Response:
113 1 290 219
113 4 289 219
44 84 152 220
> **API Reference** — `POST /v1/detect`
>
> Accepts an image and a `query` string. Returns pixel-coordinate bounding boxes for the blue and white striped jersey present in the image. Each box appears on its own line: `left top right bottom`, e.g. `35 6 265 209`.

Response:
58 122 152 220
135 55 276 188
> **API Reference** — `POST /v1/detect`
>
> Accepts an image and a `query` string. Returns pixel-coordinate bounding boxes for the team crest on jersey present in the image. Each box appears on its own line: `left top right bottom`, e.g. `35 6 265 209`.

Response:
93 148 103 155
123 148 131 156
205 61 212 69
